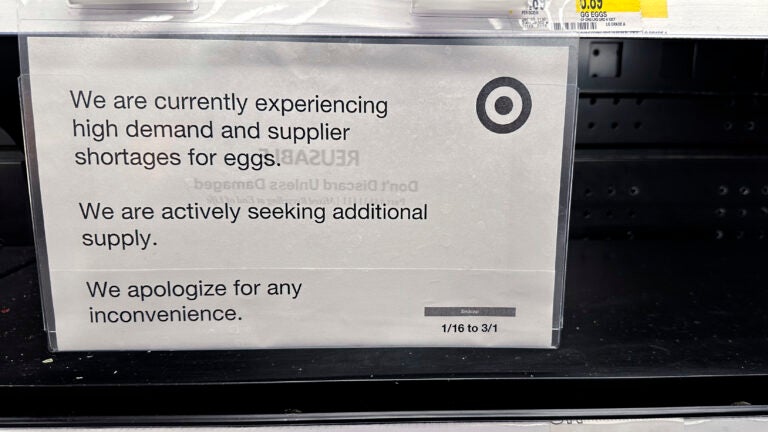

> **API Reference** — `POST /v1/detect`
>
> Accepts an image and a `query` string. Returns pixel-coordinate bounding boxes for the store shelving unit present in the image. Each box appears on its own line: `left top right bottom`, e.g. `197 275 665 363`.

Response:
2 3 768 424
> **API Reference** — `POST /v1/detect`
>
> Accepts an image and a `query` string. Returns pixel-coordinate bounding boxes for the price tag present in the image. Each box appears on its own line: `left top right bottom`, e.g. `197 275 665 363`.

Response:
530 0 645 32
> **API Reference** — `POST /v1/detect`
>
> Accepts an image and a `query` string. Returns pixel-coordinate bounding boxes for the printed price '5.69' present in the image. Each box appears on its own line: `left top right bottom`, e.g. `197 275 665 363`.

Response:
577 0 641 12
579 0 603 10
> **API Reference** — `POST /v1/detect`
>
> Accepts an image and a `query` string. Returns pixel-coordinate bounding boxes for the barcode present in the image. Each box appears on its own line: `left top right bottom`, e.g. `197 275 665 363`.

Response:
553 22 598 30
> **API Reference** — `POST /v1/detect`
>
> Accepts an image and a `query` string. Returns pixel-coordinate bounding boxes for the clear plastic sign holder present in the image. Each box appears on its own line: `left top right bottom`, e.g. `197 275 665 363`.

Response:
18 0 589 35
18 0 577 353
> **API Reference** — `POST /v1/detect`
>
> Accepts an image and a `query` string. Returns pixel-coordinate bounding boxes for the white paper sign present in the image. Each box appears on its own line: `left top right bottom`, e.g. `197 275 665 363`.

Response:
24 36 575 351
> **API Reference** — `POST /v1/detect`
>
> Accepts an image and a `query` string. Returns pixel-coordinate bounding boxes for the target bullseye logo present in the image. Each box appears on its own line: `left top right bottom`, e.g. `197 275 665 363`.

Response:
476 77 532 134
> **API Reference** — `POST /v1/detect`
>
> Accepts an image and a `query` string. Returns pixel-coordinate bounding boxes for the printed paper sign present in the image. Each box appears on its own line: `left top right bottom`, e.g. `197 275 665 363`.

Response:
23 36 574 351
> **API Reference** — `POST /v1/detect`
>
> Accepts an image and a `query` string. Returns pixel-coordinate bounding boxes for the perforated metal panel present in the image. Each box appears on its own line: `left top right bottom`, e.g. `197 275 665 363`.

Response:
574 39 768 241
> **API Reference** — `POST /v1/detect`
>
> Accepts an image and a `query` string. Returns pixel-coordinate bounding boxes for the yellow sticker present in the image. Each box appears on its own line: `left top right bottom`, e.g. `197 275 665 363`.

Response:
641 0 668 17
576 0 641 13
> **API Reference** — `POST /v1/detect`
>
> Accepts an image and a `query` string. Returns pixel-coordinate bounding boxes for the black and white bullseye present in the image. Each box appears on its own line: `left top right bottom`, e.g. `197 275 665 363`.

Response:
476 77 532 134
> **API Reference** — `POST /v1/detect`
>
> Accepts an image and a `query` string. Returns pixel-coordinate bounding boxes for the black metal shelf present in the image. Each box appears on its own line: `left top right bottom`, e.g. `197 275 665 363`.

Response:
2 36 768 418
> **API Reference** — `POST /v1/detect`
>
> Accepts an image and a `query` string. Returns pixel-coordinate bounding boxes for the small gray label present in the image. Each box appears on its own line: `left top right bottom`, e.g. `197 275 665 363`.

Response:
424 307 516 317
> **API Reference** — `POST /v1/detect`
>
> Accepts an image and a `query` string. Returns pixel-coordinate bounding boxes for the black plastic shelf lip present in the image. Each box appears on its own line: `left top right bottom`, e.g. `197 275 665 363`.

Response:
1 405 767 426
